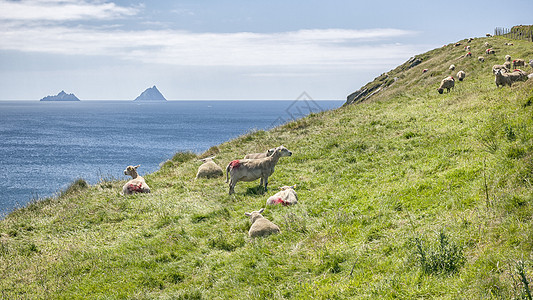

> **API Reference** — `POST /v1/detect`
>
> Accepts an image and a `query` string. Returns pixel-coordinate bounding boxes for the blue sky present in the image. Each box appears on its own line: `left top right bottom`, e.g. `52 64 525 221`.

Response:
0 0 531 100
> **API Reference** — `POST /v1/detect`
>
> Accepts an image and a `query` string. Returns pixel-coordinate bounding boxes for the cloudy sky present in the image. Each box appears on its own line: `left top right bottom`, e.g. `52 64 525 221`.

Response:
0 0 531 100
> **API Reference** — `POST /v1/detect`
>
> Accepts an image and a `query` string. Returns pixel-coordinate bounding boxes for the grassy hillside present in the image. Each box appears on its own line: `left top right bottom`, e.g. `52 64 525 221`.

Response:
2 35 533 299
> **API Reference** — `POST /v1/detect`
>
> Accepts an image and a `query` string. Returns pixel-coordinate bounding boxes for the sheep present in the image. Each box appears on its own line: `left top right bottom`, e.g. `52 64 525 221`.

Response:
244 208 280 238
465 45 471 51
509 69 528 82
504 61 512 70
266 185 298 206
513 59 525 69
486 33 492 37
529 59 533 68
478 56 485 62
226 145 292 195
196 156 224 179
449 64 456 71
122 165 151 195
454 42 462 47
422 69 428 73
504 42 514 46
437 76 455 94
492 64 509 74
457 70 466 81
505 55 512 62
244 148 275 159
494 69 512 88
486 48 495 55
467 38 474 43
465 52 472 57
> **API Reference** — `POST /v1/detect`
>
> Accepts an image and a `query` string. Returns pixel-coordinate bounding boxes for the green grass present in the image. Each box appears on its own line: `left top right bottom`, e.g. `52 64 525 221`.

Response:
2 35 533 299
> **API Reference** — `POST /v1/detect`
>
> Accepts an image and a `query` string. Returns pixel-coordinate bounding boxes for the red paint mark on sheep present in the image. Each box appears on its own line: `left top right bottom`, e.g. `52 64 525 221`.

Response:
128 182 143 192
229 160 241 169
272 198 289 206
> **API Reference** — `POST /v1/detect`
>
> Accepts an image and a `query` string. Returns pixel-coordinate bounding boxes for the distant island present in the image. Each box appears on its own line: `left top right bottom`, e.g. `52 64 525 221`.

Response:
134 86 167 101
40 90 80 101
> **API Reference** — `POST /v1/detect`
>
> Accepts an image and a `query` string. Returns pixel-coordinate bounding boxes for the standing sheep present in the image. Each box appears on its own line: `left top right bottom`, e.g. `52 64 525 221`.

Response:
456 70 466 81
245 208 281 238
494 69 512 88
505 55 512 62
122 165 151 195
196 156 224 179
465 52 472 58
513 59 525 69
437 76 455 94
266 185 298 206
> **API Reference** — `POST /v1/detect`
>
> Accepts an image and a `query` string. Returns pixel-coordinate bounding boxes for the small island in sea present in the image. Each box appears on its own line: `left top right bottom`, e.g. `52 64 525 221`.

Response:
134 85 167 101
40 90 80 101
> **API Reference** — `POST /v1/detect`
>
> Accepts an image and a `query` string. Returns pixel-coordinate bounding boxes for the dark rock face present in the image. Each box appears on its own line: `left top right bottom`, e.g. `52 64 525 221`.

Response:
40 90 80 101
134 86 167 101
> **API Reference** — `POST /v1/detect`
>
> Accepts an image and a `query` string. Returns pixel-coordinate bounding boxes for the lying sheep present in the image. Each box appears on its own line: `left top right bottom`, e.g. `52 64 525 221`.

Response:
437 76 455 94
509 69 528 82
465 52 472 57
196 156 224 179
245 208 280 238
457 70 466 81
464 45 471 51
486 48 495 55
494 69 512 87
226 145 292 194
484 41 491 47
244 148 275 159
513 59 525 69
123 165 151 195
449 64 455 71
266 185 298 206
478 56 485 62
505 42 514 46
505 55 512 62
492 64 509 74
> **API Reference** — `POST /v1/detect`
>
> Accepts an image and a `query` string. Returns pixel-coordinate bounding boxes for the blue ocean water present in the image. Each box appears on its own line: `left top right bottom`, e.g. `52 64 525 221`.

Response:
0 100 342 216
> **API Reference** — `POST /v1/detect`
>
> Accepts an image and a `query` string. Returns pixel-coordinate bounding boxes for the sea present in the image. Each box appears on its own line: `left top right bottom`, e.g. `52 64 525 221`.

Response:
0 100 343 216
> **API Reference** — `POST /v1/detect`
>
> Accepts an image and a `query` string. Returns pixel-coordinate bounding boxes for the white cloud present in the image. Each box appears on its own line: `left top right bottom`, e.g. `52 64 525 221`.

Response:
0 0 138 21
0 22 420 68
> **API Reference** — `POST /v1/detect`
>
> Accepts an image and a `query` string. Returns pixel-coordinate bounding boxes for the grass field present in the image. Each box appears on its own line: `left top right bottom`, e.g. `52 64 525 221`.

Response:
2 35 533 299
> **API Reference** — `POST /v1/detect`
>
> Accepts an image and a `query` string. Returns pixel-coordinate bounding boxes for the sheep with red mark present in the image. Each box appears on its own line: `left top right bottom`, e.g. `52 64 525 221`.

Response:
226 145 292 195
486 48 495 55
513 59 525 69
437 76 455 94
244 148 275 159
196 156 223 179
266 185 298 206
245 208 280 238
122 165 151 195
465 52 472 58
509 69 528 82
457 70 466 81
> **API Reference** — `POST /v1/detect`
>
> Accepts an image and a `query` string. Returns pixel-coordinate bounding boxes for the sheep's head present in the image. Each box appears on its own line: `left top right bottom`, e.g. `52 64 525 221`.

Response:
245 208 265 223
273 145 292 158
200 156 216 163
280 185 296 191
124 165 140 178
437 88 444 94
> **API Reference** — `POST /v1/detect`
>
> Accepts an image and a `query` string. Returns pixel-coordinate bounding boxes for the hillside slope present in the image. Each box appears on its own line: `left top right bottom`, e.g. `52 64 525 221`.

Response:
2 35 533 299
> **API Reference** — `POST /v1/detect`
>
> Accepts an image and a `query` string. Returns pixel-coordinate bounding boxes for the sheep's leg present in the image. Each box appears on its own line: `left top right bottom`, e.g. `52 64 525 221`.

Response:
260 178 264 186
264 176 269 192
229 179 236 195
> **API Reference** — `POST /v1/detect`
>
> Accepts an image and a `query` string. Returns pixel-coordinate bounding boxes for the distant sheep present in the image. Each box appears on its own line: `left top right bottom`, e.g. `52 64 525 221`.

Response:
196 156 224 179
513 59 525 69
504 42 514 46
478 56 485 62
422 69 428 73
504 61 512 70
245 208 280 238
465 52 472 57
266 185 298 206
492 64 509 74
454 42 462 47
449 64 456 71
122 165 151 195
494 69 512 88
486 33 492 37
244 148 275 159
467 38 474 43
529 59 533 68
486 48 495 55
509 69 528 82
464 45 471 51
437 76 455 94
505 55 511 62
457 70 466 81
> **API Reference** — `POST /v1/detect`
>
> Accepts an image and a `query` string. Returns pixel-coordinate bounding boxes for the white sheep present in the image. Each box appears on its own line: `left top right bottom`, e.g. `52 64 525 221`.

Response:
196 156 224 179
494 69 512 88
513 59 525 69
484 41 491 47
266 185 298 206
456 70 466 81
486 48 495 55
437 76 455 94
464 45 471 51
504 61 512 70
492 64 509 74
122 165 151 195
478 56 485 62
529 59 533 68
449 64 456 71
244 208 281 238
505 55 512 62
509 69 528 82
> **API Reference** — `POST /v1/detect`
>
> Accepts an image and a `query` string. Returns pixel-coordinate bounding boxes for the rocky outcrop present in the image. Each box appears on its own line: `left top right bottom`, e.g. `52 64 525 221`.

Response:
40 90 80 101
134 86 167 101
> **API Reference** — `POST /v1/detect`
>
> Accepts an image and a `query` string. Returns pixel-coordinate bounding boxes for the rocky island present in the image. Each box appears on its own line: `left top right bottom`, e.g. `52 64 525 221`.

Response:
134 85 167 101
40 90 80 101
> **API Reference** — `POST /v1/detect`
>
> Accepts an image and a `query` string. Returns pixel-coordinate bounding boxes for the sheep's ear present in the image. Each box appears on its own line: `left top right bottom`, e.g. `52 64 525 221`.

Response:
258 208 265 214
291 184 297 189
199 158 207 162
134 165 140 169
244 212 251 217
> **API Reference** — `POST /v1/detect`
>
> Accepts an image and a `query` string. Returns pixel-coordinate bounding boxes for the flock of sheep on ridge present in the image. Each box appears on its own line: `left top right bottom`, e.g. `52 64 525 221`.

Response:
119 37 533 239
122 146 294 238
435 37 533 94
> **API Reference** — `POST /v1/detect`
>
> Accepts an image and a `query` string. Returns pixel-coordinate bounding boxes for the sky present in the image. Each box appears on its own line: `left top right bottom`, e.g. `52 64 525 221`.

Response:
0 0 531 100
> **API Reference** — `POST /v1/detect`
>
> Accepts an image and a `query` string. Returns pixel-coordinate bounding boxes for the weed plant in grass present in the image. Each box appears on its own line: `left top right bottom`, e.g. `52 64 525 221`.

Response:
1 36 533 299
